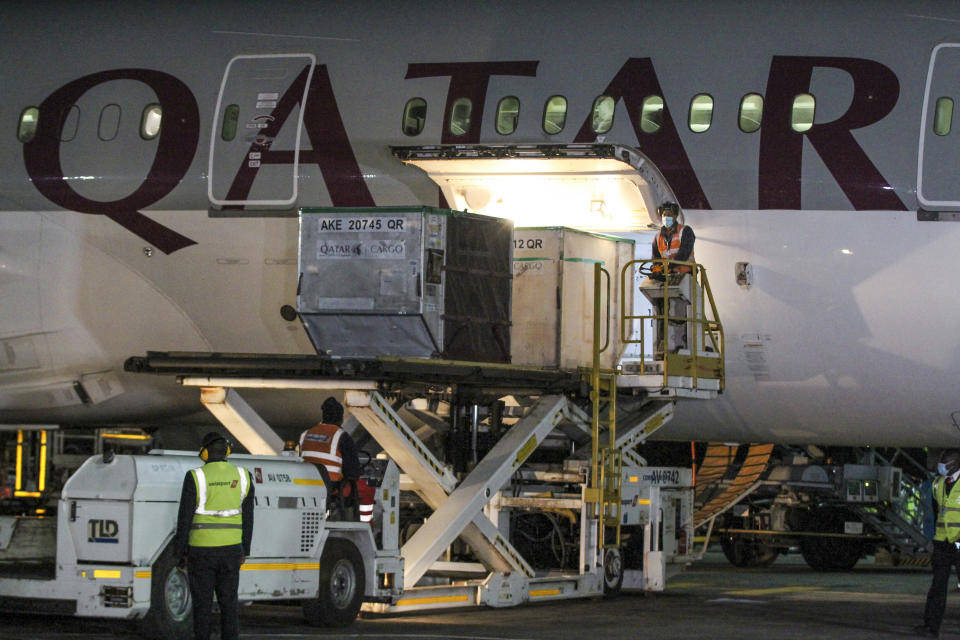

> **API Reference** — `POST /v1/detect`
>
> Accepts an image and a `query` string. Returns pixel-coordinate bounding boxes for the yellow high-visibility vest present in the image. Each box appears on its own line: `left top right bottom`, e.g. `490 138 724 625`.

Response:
934 476 960 543
188 461 250 547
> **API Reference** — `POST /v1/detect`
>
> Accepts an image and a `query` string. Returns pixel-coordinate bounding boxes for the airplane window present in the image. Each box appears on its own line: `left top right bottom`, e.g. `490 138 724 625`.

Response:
17 107 39 143
739 93 763 133
591 95 615 134
140 104 162 140
496 96 520 135
640 96 663 134
97 104 121 142
60 105 80 142
688 94 713 133
221 104 240 142
449 97 472 136
402 97 427 136
934 97 953 136
791 93 815 133
543 95 567 134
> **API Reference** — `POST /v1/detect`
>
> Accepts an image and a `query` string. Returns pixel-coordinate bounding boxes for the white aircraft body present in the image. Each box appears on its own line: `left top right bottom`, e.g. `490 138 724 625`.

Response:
1 1 959 447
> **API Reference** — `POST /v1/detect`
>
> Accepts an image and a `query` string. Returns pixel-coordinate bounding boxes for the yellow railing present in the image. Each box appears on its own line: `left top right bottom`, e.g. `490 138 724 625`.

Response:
619 258 725 391
586 258 724 550
587 263 621 549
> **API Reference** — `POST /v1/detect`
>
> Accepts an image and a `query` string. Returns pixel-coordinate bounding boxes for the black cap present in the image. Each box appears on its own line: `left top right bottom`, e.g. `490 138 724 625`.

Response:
201 431 227 449
322 397 344 425
658 201 679 216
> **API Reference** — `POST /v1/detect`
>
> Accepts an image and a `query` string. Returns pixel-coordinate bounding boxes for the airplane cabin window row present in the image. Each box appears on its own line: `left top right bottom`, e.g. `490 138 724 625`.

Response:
15 92 958 144
16 104 165 143
400 92 827 136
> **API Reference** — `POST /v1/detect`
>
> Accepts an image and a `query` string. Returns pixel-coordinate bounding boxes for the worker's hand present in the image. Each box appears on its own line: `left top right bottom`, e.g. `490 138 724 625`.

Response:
240 555 246 567
177 555 187 570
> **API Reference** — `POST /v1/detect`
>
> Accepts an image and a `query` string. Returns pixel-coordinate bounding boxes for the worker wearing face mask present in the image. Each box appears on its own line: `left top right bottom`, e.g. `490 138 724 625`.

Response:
916 449 960 638
651 201 695 276
648 201 696 357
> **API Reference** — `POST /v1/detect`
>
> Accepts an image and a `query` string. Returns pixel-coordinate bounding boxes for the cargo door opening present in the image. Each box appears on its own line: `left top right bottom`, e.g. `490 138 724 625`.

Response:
392 144 678 231
393 143 680 366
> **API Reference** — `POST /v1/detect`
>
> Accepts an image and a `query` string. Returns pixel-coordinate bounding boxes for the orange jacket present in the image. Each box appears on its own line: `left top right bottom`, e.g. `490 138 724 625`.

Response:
653 224 695 274
299 422 346 481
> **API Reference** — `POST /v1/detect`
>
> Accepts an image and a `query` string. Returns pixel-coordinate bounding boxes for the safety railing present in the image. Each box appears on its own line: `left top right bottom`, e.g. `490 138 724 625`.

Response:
619 258 725 392
586 263 622 550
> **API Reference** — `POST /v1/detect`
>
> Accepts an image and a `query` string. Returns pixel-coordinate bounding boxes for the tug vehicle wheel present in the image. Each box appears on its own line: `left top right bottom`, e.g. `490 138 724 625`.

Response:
303 537 365 627
138 546 193 639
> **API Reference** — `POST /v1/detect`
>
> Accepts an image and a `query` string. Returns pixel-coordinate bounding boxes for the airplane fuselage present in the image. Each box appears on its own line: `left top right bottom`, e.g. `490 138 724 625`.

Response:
2 1 959 446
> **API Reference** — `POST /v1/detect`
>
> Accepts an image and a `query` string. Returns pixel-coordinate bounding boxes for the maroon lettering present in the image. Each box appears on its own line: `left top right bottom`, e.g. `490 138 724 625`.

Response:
225 65 374 206
406 61 539 208
759 56 906 210
406 61 539 143
23 69 199 253
573 58 710 210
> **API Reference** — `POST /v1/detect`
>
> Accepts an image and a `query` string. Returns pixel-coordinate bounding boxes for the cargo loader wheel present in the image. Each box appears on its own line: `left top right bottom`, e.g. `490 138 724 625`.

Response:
138 546 192 639
303 538 365 627
719 534 778 568
602 547 624 596
799 507 863 571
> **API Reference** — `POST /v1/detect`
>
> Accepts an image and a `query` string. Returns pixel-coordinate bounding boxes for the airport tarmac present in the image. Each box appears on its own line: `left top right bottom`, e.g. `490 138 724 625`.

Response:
0 551 952 639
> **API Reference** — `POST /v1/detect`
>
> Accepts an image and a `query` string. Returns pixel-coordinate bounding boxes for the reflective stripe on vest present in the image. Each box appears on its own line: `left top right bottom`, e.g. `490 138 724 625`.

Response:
655 224 694 273
194 465 249 516
934 476 960 542
189 462 249 547
300 424 345 481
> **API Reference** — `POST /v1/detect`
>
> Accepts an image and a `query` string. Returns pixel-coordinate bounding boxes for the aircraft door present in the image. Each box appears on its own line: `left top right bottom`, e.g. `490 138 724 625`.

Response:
208 54 316 208
918 43 960 210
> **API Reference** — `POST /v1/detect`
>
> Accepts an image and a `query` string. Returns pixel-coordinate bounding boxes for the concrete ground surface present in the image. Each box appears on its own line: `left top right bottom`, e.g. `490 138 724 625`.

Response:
0 551 955 639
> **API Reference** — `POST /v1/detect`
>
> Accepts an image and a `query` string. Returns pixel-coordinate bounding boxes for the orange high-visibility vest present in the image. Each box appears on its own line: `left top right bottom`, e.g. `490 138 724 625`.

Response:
654 224 695 273
299 423 345 481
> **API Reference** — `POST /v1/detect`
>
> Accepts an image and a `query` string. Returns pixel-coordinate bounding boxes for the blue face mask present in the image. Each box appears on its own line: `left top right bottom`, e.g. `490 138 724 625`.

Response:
662 216 675 228
939 462 951 476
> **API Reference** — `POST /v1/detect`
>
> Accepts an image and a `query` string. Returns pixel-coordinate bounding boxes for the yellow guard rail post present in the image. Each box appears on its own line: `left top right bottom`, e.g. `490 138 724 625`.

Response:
619 258 724 392
586 262 622 550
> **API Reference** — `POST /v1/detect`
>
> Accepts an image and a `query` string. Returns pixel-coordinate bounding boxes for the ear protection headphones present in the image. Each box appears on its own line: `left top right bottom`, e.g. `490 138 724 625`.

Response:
199 435 232 461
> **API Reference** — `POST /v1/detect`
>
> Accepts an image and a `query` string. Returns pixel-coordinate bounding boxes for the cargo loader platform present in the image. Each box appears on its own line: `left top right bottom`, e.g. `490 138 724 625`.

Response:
123 354 698 613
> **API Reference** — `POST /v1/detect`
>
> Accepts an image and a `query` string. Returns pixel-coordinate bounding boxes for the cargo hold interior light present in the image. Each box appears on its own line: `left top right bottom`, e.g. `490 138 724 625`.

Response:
392 144 676 231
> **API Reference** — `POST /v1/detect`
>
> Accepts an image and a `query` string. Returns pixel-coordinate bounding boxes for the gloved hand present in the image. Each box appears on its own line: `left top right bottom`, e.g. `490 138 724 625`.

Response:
177 555 188 570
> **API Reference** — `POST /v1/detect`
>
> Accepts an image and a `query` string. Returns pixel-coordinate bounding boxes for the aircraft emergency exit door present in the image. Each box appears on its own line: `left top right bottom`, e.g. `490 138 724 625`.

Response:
208 53 316 208
918 43 960 210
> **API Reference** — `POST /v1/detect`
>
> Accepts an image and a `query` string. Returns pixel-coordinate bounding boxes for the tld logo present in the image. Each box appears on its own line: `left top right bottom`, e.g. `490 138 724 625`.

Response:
87 519 119 543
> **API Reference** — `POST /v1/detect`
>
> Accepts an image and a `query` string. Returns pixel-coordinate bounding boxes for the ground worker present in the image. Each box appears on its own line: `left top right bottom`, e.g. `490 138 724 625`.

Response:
651 201 695 275
916 449 960 638
299 397 362 519
173 432 254 640
647 201 696 356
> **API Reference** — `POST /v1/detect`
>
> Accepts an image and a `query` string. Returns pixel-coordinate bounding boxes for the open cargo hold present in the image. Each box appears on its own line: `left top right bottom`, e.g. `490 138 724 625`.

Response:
511 227 634 369
298 207 513 362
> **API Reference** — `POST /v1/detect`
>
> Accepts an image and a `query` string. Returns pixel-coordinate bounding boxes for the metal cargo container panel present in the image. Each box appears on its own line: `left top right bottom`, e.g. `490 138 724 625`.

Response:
298 206 513 361
511 227 634 369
